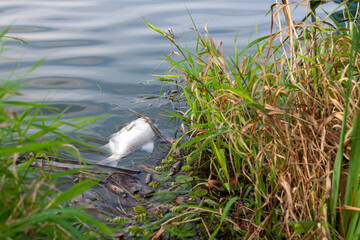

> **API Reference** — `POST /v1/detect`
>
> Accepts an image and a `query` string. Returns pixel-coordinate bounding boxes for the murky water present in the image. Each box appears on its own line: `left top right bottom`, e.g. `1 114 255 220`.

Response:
0 0 338 167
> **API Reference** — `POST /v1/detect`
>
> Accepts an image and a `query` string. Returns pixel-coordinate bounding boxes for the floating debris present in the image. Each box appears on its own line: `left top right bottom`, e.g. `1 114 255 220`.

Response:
145 173 151 184
105 172 154 197
137 164 161 175
105 182 125 195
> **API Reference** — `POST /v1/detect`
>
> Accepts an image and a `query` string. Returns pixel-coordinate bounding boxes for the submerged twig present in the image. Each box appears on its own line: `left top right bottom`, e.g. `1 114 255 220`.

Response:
109 104 173 144
3 35 29 44
128 108 164 139
137 164 161 175
36 156 141 174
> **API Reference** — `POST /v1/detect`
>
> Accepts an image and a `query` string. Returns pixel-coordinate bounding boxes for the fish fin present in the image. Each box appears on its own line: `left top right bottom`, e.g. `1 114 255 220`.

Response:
98 155 120 167
141 141 154 153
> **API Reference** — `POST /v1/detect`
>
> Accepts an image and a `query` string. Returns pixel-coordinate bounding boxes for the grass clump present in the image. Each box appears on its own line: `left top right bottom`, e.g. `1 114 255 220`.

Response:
0 27 112 239
145 1 360 239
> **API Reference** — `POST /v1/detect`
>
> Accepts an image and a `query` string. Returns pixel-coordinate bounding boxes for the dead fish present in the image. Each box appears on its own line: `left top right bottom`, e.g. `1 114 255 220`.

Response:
98 117 157 167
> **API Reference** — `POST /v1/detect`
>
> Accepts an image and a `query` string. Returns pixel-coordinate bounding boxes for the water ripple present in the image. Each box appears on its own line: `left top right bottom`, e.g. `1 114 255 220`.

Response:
32 39 103 48
1 0 323 165
27 76 93 88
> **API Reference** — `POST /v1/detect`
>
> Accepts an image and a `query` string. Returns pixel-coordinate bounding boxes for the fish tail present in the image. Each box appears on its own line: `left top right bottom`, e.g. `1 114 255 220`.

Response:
100 143 111 152
98 155 119 167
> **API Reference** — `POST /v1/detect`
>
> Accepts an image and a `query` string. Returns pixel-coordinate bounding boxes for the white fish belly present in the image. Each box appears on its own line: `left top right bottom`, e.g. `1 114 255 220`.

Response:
109 118 156 158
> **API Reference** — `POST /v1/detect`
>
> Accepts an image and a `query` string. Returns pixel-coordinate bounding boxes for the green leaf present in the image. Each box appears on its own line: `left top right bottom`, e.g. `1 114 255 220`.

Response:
0 141 65 155
153 171 173 181
203 199 220 208
344 111 360 237
175 175 193 183
142 17 173 40
331 12 360 228
209 197 238 240
152 191 177 202
60 208 113 236
288 221 317 234
191 187 207 197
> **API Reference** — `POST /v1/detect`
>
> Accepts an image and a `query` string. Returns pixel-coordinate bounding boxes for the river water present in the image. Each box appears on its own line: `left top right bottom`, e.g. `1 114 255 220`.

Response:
0 0 338 167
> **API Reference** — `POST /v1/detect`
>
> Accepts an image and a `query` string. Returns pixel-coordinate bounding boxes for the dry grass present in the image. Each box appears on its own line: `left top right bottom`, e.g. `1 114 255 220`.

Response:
145 0 360 238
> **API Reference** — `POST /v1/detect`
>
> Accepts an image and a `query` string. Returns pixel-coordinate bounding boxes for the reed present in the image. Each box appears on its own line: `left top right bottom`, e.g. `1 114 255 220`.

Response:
145 1 360 238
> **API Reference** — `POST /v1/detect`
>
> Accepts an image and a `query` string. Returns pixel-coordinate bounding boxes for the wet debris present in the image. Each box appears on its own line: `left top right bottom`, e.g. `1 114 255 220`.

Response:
34 155 140 174
104 172 154 197
171 160 181 172
71 189 121 220
145 173 151 184
104 182 126 198
113 231 125 239
137 164 161 175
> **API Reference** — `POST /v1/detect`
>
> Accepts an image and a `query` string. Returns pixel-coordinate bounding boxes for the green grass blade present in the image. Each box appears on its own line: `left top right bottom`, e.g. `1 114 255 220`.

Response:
48 178 98 208
60 208 113 236
330 11 360 228
344 111 360 238
0 141 65 155
209 197 238 240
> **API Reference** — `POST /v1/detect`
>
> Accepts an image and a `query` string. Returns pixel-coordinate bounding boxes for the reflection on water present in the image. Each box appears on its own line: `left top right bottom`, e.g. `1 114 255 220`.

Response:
39 102 103 118
28 77 93 88
0 0 339 165
60 56 112 66
32 39 102 48
7 25 55 33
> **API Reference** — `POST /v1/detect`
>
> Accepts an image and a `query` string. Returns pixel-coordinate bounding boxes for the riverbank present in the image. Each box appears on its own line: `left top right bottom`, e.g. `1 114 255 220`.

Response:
1 1 360 239
145 1 360 239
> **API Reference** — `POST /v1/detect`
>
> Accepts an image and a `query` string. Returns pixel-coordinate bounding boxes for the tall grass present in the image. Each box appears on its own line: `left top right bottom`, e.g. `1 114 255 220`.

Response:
0 27 112 239
145 1 360 238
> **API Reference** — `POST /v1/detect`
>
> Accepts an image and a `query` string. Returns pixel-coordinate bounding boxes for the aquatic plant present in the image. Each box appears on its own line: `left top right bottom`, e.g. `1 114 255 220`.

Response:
0 27 112 239
145 0 360 238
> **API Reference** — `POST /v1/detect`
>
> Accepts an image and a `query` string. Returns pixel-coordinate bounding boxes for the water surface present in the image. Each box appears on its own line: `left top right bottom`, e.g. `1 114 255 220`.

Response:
0 0 338 166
